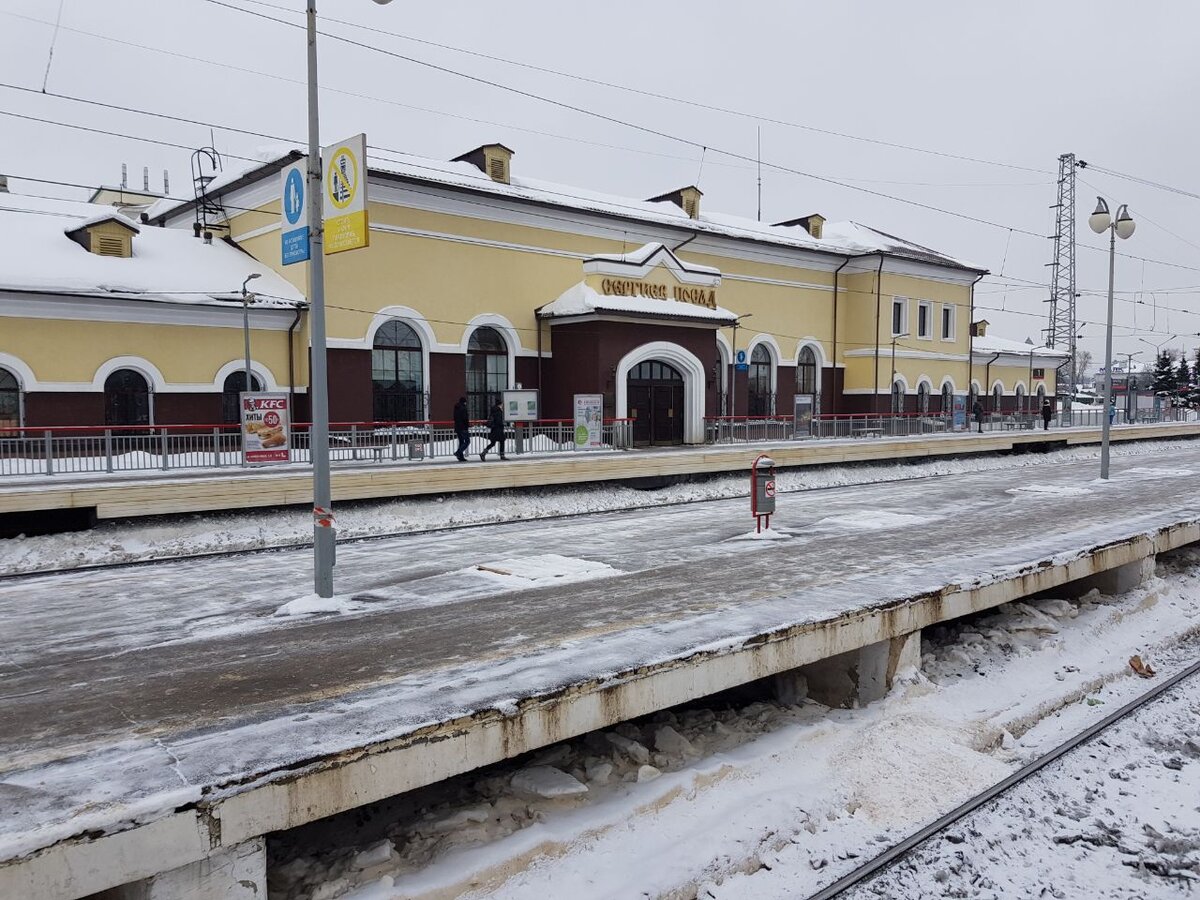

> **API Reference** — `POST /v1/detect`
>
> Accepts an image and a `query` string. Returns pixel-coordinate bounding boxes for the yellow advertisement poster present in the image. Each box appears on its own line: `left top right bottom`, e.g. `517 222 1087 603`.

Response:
322 133 368 255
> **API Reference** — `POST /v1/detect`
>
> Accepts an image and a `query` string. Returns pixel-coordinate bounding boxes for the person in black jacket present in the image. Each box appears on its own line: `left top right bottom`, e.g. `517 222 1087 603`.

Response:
1041 397 1053 431
453 396 470 462
972 399 984 434
480 399 507 461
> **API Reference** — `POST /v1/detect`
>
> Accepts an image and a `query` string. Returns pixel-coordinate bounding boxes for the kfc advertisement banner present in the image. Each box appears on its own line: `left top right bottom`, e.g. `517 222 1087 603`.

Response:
240 392 291 465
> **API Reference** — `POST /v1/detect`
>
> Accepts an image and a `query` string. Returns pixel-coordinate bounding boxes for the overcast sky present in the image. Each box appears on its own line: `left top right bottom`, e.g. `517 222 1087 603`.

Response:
2 0 1197 372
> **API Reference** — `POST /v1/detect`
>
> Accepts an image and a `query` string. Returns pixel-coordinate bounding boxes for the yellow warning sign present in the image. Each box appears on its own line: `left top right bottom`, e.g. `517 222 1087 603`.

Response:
322 133 368 254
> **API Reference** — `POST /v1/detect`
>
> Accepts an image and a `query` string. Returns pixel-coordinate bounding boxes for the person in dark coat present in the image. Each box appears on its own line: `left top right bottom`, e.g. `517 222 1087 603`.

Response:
453 396 470 462
1041 397 1053 431
480 400 507 461
972 399 984 434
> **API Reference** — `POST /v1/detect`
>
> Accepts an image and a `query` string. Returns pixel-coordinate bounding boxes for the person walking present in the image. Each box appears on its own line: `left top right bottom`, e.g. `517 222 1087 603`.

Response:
453 396 470 462
1041 397 1053 431
480 399 507 461
972 398 984 434
1108 398 1117 426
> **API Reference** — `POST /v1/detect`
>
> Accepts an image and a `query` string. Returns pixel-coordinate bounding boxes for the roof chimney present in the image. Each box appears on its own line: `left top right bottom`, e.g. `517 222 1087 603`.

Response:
772 213 825 239
647 185 702 219
452 143 514 185
143 166 150 192
121 163 128 189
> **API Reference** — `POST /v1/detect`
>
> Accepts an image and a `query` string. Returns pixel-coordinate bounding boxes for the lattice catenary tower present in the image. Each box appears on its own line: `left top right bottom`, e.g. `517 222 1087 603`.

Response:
1046 152 1078 393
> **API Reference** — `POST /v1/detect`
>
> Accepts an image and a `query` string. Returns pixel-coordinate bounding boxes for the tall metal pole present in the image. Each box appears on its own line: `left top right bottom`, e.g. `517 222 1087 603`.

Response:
1100 224 1116 480
307 0 335 596
242 290 252 394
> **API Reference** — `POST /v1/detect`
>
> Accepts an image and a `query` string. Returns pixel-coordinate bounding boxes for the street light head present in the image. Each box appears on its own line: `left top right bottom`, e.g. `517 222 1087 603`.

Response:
246 273 262 281
1088 196 1111 234
1114 205 1135 240
371 0 393 4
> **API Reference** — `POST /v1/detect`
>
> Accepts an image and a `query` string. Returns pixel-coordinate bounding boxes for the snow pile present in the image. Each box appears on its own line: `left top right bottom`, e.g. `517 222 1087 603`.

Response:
468 554 619 587
5 438 1195 577
274 594 364 617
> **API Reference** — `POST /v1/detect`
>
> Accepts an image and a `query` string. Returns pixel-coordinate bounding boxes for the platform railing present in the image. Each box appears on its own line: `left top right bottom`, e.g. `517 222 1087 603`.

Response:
0 418 635 478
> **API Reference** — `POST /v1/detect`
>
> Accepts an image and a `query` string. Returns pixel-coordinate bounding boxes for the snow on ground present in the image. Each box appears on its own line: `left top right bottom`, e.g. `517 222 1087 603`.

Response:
267 548 1200 900
3 438 1196 576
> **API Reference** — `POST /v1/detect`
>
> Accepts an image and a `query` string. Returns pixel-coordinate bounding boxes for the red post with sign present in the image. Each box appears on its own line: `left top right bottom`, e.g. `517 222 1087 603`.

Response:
750 453 777 533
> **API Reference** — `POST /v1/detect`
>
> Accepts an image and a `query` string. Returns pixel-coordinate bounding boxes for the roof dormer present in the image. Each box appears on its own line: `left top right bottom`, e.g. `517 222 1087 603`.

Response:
64 212 141 258
647 185 702 220
970 319 990 337
452 143 514 184
773 213 825 239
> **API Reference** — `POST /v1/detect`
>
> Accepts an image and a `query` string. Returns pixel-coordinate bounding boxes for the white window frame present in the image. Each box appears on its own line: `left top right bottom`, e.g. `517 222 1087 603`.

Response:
917 300 933 340
891 297 908 337
940 303 956 342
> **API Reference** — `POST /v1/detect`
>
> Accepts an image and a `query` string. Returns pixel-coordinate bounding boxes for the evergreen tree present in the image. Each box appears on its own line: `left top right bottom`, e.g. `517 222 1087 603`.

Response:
1176 354 1192 392
1152 350 1176 394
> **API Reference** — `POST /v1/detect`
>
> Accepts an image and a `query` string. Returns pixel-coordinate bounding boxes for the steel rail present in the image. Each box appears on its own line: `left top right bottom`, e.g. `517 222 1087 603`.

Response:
806 654 1200 900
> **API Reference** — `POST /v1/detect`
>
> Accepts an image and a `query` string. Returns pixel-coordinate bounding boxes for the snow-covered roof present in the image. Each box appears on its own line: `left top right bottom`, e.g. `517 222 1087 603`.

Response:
0 192 305 308
150 145 986 274
973 333 1068 359
539 282 738 324
584 242 721 276
64 210 142 235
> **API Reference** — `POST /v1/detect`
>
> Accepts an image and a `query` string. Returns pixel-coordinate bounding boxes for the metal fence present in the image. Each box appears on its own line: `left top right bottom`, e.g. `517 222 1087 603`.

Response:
704 407 1194 444
0 419 635 478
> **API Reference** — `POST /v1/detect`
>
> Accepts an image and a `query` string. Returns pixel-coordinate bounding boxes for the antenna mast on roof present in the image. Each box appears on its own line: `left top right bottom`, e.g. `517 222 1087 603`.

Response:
1045 153 1078 393
190 145 228 239
756 126 762 223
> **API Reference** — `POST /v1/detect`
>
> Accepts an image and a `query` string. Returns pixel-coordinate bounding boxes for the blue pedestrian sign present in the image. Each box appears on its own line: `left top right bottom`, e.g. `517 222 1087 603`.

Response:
280 161 310 265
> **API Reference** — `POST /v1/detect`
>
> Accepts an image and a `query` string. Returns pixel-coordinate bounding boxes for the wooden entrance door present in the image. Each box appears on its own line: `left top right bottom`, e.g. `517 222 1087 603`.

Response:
627 361 685 446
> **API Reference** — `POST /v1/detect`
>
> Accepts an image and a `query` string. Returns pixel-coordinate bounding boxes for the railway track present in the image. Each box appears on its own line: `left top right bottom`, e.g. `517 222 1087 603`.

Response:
806 654 1200 899
0 463 970 581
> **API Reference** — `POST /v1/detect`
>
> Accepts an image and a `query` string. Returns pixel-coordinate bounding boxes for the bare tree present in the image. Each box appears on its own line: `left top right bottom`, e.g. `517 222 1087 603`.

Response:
1070 350 1093 390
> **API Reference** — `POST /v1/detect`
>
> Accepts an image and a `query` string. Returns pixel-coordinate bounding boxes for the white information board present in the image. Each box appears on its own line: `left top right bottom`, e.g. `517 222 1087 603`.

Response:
503 389 539 422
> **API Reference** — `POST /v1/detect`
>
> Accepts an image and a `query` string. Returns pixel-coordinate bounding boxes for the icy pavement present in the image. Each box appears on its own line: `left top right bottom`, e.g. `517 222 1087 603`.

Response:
268 549 1200 899
1 446 1199 865
3 437 1196 576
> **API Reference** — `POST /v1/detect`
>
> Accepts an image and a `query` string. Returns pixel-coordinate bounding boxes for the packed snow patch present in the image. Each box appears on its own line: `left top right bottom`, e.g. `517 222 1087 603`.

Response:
813 510 932 531
1006 483 1094 497
727 527 792 541
469 554 619 585
274 594 364 617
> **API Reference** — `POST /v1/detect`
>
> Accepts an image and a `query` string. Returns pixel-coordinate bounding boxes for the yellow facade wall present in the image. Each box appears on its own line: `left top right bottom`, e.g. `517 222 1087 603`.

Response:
6 316 295 386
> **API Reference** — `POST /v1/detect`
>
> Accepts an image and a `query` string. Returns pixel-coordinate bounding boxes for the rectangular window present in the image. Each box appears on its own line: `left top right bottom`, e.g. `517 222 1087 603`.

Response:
891 298 907 336
917 301 932 339
941 304 956 341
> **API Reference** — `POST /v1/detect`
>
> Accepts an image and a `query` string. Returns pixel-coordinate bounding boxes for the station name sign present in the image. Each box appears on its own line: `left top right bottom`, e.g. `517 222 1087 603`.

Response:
600 277 717 310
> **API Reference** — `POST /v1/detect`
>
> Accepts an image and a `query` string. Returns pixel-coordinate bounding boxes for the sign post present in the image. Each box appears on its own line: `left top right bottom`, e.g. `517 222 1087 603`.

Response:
503 389 539 455
322 133 369 255
280 159 310 265
240 392 291 465
573 393 604 450
750 453 776 533
793 395 813 438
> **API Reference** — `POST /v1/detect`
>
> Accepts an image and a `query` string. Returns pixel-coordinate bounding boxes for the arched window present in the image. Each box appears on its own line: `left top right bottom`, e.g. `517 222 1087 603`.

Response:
1015 384 1026 414
969 384 980 411
796 346 817 394
0 368 20 429
891 380 905 414
941 382 953 416
992 383 1003 412
373 320 425 421
748 344 774 416
104 369 150 427
917 382 931 415
222 371 263 424
466 326 508 420
1037 384 1046 405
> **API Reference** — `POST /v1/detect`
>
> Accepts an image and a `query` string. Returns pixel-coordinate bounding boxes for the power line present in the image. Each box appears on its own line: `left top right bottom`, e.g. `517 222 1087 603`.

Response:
232 0 1053 176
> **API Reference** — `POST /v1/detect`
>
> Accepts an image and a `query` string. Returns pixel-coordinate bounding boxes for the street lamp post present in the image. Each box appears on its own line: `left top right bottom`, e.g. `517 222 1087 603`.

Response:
1088 197 1135 480
890 332 909 413
727 313 752 420
241 273 261 395
305 0 392 598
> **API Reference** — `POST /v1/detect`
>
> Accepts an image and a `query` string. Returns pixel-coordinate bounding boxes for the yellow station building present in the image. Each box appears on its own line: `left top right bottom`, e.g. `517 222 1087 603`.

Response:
0 144 1062 442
